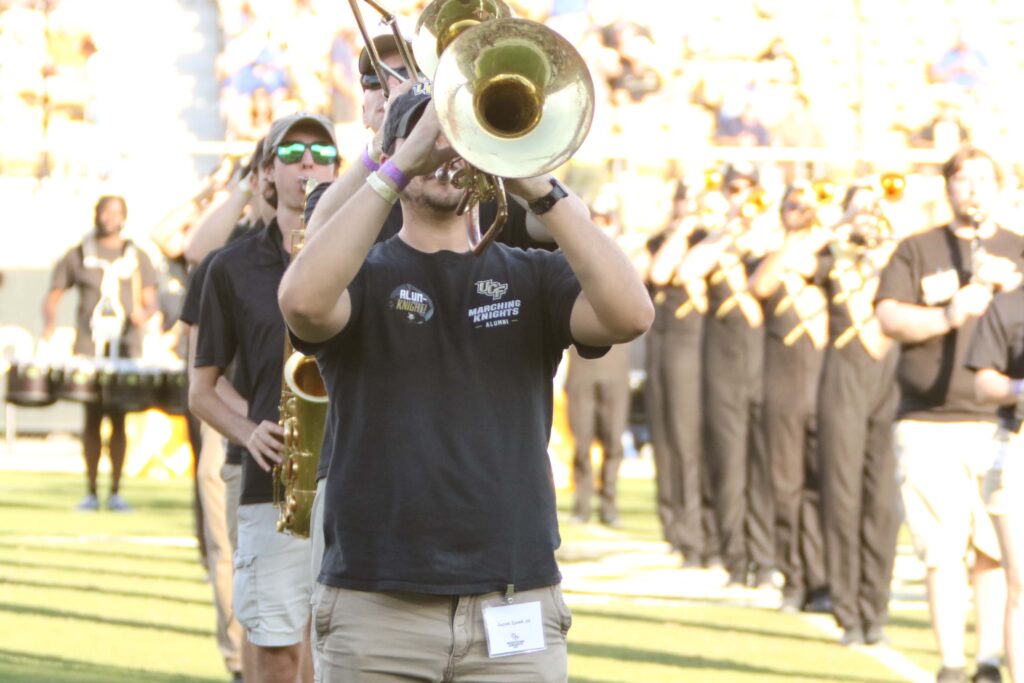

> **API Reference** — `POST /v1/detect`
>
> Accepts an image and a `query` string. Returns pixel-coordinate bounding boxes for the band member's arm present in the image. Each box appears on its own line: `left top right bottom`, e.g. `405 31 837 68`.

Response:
974 368 1023 406
150 201 198 261
648 217 696 286
281 102 457 342
42 249 74 339
186 324 248 417
41 288 64 339
183 180 251 266
748 228 830 300
305 81 416 241
507 179 654 345
875 284 992 344
675 225 737 283
189 365 281 471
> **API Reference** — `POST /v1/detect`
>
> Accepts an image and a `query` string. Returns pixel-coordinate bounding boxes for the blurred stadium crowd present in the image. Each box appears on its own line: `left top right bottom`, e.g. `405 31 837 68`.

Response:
1 0 1024 258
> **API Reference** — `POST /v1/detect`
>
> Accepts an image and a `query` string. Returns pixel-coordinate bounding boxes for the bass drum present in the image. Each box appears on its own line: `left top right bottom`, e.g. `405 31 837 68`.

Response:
157 364 188 415
5 360 56 407
55 358 102 404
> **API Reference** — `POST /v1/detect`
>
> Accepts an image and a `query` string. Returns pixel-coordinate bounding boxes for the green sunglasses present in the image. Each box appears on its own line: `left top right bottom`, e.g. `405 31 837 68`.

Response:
276 141 338 165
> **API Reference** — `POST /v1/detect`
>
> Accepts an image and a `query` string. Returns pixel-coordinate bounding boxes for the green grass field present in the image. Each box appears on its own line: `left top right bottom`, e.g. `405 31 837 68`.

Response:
0 469 944 682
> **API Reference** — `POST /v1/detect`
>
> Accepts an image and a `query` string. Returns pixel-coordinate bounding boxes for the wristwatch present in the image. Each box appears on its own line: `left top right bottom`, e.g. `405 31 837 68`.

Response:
528 179 568 216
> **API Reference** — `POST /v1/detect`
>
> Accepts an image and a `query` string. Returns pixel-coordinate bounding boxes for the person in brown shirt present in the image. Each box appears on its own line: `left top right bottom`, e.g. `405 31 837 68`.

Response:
42 195 158 512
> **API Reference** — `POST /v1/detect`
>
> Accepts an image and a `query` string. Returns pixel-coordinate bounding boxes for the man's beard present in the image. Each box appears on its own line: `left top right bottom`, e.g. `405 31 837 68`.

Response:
407 183 463 215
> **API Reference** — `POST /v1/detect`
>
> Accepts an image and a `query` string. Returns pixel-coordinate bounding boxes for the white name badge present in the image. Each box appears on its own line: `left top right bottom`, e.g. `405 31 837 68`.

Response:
482 600 546 658
921 268 960 306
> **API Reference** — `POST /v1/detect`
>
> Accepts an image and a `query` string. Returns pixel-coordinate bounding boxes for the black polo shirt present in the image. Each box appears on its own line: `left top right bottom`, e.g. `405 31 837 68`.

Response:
293 237 606 595
180 222 259 466
965 288 1024 432
876 224 1024 422
194 221 289 505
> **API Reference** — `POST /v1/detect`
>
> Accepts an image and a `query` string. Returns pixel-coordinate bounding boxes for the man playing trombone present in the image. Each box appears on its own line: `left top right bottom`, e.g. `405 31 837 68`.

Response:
279 87 652 681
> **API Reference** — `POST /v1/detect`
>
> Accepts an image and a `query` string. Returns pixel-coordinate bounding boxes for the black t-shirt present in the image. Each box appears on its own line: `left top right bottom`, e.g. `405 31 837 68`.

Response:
181 221 258 466
965 288 1024 432
306 183 552 480
194 221 290 504
876 224 1024 421
50 236 159 357
293 237 606 595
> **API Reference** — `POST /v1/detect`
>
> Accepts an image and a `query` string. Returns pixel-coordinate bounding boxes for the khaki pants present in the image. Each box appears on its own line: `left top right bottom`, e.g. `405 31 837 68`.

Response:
198 422 242 674
312 583 571 682
222 461 241 550
310 478 326 587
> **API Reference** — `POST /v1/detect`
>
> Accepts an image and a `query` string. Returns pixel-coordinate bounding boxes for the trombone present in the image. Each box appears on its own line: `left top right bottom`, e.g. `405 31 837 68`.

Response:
348 0 595 255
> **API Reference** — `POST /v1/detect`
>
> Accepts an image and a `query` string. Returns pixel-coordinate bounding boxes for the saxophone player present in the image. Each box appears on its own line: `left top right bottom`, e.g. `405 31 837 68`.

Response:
189 113 339 683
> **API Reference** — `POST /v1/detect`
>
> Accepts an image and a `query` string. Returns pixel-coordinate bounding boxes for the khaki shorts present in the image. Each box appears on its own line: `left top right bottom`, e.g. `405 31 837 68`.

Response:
312 583 571 683
310 478 326 588
233 503 313 647
896 420 1002 568
221 461 241 550
984 429 1024 517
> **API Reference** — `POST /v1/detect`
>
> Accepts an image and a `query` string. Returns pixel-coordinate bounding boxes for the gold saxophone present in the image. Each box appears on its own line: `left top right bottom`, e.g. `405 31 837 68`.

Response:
274 178 329 537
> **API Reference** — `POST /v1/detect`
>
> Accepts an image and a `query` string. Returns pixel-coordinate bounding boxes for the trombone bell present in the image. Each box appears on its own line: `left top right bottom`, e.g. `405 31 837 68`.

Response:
433 17 595 179
414 0 513 78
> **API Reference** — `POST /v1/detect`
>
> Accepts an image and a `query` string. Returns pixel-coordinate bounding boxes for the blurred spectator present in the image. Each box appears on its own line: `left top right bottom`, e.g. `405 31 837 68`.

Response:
328 26 358 123
715 91 770 147
929 31 989 95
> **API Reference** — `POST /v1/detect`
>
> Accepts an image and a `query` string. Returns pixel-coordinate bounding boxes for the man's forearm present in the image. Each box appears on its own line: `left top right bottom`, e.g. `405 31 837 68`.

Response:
542 193 652 338
184 189 248 266
875 299 950 344
280 181 392 335
189 380 254 446
974 369 1022 406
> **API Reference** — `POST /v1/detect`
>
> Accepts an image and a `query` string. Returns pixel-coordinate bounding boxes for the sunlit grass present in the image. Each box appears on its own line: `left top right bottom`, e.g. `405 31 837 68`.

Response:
0 470 944 682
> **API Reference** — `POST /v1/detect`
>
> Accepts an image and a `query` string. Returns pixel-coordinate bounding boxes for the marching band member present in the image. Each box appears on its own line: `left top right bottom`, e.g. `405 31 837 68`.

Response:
968 282 1024 682
817 184 901 646
190 113 339 683
42 195 158 512
279 89 652 682
749 181 830 613
678 163 776 588
876 146 1024 683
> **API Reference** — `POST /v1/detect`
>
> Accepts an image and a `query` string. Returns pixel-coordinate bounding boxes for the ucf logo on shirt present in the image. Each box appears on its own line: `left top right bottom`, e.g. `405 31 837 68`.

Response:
469 279 520 329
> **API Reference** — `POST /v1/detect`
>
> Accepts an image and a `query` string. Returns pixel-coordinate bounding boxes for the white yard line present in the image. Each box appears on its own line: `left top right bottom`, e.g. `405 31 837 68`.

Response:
800 613 934 683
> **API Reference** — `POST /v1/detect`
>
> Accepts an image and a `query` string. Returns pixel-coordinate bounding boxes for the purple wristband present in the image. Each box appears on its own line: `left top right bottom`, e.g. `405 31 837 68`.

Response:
380 160 410 192
360 146 381 173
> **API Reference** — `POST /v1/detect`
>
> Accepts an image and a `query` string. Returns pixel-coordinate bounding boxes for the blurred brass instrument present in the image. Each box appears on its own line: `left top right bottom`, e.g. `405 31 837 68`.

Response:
813 179 837 205
880 172 906 201
274 178 329 537
349 0 596 255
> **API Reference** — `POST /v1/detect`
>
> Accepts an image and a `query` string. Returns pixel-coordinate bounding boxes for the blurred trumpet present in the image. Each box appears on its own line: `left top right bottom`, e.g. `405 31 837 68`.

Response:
880 172 906 201
704 168 724 192
813 179 837 205
739 187 772 221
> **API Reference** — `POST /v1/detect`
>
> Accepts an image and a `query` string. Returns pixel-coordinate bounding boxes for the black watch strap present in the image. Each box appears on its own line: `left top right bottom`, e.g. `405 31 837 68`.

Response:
528 179 568 216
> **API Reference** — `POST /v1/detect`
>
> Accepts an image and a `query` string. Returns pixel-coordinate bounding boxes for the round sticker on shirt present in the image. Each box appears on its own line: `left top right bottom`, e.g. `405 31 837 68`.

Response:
389 284 435 324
